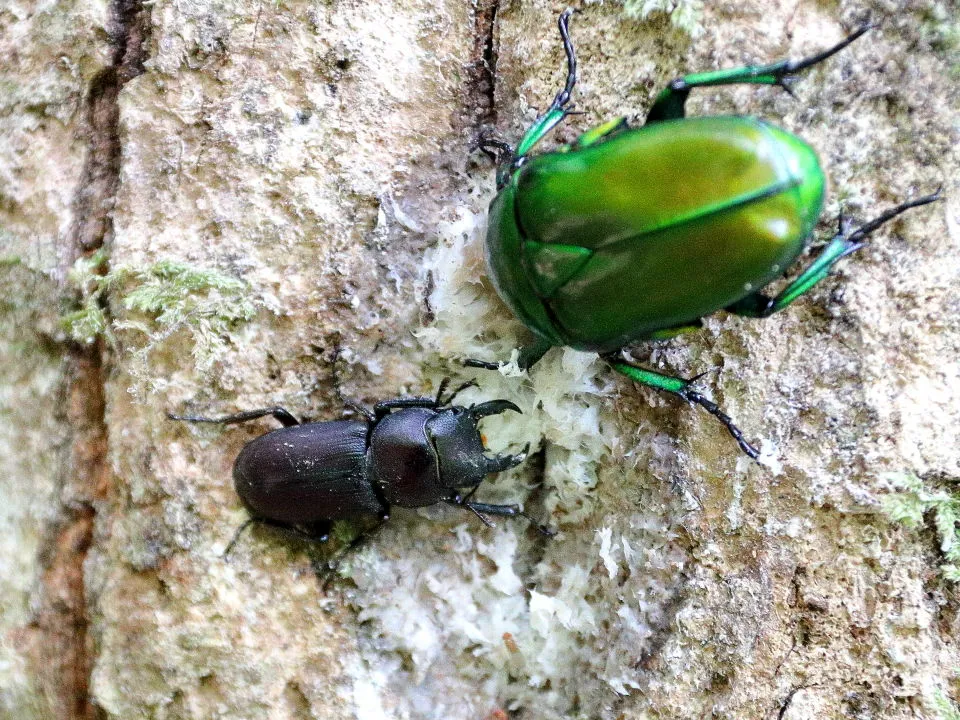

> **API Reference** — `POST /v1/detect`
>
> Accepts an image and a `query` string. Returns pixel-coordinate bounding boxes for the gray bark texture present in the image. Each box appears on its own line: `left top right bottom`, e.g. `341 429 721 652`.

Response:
1 0 959 719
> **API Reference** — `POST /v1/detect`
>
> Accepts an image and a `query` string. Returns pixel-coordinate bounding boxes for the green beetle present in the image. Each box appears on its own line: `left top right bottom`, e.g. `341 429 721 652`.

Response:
470 9 940 459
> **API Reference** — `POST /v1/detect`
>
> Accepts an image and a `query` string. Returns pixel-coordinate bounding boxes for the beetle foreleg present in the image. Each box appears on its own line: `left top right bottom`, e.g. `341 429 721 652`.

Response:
645 24 871 124
436 378 478 407
512 8 578 160
475 134 514 165
453 499 556 537
168 406 301 428
608 359 761 460
727 189 943 318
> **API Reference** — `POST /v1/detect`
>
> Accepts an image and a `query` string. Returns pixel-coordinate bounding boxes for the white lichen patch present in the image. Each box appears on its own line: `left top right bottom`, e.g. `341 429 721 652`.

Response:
338 201 691 719
619 0 704 35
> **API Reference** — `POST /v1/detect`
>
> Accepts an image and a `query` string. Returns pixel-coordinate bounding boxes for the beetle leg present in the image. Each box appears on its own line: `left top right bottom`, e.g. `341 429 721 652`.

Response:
168 406 300 428
342 401 375 422
222 518 258 559
727 190 943 318
462 358 503 371
464 338 554 372
373 396 441 420
607 359 761 460
437 378 478 407
459 501 556 537
475 134 514 165
222 518 333 559
513 8 578 159
316 516 391 591
645 24 871 123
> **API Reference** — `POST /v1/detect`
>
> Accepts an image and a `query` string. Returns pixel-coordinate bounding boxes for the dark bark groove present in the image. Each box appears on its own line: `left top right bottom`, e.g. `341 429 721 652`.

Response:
461 0 500 133
27 0 152 717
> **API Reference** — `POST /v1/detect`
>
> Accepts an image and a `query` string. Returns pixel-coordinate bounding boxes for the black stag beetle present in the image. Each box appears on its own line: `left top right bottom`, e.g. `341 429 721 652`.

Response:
170 379 553 558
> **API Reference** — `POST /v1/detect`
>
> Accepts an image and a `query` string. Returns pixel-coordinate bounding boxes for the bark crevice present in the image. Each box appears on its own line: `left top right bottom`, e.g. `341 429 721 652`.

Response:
461 0 500 133
69 0 151 252
30 1 152 717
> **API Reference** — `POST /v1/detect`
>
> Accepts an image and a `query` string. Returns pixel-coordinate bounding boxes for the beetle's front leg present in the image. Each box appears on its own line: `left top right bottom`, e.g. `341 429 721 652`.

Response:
606 358 760 460
512 8 578 158
372 397 442 420
727 190 943 318
645 24 871 123
475 134 514 166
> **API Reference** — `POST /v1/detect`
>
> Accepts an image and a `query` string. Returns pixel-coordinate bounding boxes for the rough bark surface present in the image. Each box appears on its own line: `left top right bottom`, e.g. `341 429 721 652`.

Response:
1 1 958 719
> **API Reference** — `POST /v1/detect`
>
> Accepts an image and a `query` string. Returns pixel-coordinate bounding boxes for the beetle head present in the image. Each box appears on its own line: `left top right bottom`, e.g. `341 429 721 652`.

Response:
427 401 526 490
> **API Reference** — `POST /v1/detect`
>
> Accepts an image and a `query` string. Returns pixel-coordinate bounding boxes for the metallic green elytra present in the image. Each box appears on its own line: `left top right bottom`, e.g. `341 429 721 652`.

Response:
473 9 941 459
489 115 825 352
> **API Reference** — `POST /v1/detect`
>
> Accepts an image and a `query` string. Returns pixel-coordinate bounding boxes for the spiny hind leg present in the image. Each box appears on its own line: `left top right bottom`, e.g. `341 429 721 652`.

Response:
727 191 943 318
646 24 871 123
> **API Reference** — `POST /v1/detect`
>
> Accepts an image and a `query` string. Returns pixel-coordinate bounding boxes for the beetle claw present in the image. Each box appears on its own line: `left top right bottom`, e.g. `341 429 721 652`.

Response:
686 367 721 386
836 204 851 235
777 76 799 98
